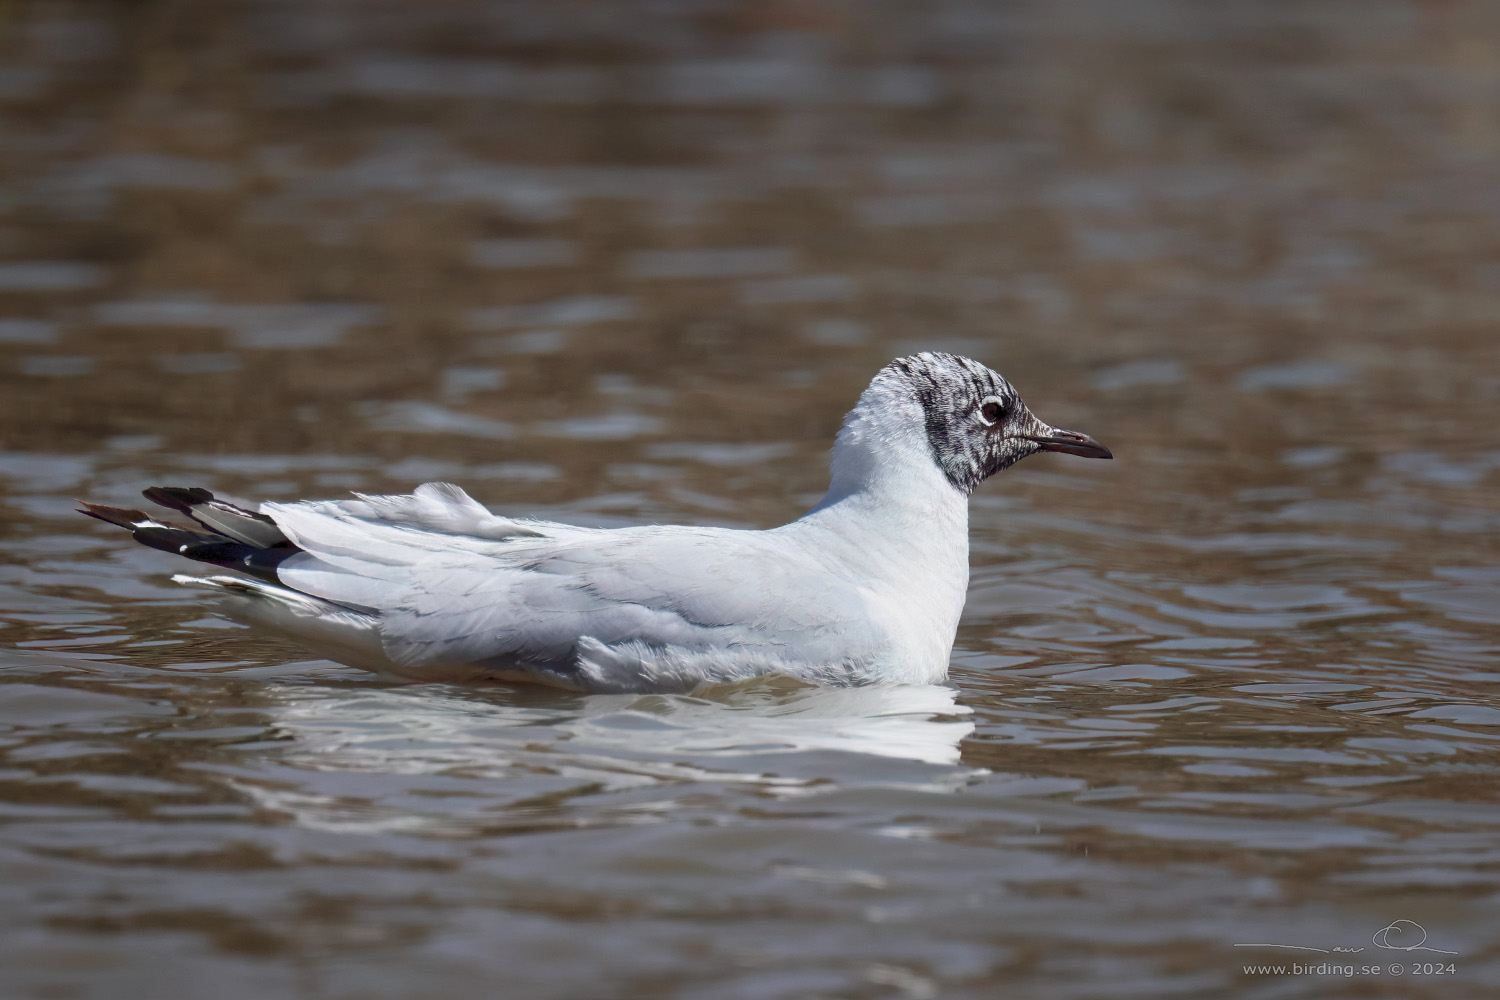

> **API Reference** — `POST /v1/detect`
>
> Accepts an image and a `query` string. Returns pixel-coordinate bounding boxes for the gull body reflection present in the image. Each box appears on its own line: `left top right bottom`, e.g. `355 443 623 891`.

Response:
239 676 977 835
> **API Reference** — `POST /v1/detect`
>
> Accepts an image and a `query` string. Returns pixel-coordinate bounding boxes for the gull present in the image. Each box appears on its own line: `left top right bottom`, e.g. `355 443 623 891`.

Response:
79 353 1111 693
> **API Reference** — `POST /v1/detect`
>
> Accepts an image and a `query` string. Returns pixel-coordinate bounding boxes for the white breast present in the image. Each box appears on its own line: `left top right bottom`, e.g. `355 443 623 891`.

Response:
781 378 973 683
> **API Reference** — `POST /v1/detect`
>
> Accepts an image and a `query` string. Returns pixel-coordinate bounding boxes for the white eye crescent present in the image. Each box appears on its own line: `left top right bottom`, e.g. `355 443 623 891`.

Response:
977 396 1007 426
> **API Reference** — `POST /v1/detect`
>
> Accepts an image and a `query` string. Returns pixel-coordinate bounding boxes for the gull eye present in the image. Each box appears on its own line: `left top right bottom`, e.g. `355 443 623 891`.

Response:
979 398 1005 425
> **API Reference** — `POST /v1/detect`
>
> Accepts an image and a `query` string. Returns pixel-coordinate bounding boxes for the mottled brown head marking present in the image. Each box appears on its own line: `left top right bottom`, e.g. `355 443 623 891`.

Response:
876 352 1037 493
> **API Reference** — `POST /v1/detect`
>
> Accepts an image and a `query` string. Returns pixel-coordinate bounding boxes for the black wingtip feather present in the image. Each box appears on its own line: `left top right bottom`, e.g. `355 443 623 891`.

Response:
115 525 296 583
80 486 298 584
131 524 221 554
142 485 277 525
77 501 151 531
141 486 215 515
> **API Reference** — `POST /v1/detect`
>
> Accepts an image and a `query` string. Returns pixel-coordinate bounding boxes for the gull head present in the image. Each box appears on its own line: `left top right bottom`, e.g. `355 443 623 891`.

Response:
858 352 1112 494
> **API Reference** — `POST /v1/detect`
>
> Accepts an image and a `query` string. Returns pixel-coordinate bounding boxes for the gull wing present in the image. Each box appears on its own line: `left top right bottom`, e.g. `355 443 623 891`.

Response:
263 483 874 688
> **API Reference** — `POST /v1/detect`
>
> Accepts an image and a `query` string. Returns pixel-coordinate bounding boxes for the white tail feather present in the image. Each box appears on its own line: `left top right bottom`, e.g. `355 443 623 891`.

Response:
172 574 397 676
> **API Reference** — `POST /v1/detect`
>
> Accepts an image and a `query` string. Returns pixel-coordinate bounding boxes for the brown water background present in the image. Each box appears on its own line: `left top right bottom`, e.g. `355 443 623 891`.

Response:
2 1 1500 997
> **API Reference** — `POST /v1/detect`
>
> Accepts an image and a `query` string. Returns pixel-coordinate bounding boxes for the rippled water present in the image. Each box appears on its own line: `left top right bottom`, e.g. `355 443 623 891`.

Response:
3 1 1500 997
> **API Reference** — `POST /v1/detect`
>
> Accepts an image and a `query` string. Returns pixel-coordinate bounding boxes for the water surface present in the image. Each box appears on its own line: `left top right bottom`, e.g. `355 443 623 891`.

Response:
2 1 1499 997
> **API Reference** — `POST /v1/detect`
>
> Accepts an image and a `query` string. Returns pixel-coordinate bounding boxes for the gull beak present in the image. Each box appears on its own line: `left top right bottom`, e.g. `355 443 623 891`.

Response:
1018 417 1113 460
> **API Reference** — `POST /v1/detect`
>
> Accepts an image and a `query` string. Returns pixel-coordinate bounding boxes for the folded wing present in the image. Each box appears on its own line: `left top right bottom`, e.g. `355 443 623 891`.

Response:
264 483 872 685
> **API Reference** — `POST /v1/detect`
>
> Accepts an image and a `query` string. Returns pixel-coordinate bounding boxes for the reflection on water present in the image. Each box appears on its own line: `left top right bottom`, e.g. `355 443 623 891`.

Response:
249 680 975 835
3 0 1500 997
